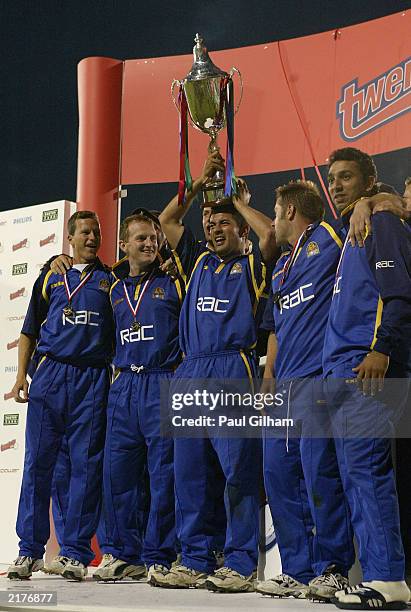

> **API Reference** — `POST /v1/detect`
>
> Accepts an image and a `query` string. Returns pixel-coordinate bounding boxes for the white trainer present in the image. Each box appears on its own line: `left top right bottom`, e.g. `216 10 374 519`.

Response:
149 563 208 588
93 554 146 581
307 566 349 601
61 558 88 581
147 564 170 586
7 556 44 579
42 555 69 576
205 566 257 593
256 573 308 598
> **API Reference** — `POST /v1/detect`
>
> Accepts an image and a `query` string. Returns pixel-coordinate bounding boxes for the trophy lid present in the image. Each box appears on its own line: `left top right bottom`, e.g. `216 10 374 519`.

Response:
185 34 229 81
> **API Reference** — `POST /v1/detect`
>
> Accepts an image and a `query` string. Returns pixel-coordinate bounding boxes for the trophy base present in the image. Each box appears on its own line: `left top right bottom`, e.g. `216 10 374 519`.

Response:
201 182 232 209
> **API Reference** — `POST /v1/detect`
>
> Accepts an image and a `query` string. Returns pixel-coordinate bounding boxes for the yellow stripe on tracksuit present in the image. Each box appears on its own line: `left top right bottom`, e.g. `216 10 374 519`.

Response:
370 297 383 349
36 355 47 371
320 221 343 249
41 270 53 302
172 250 187 287
186 252 209 291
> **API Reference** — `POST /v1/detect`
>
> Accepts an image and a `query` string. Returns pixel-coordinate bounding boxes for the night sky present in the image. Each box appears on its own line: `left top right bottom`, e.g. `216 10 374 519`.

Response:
1 0 410 212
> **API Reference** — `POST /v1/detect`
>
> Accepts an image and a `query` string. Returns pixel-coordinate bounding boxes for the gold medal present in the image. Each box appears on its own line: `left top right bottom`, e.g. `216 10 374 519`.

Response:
63 305 75 317
131 321 141 332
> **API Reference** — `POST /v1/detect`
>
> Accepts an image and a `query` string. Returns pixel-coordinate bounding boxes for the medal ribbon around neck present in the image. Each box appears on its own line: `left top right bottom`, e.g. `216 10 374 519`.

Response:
278 223 315 292
122 272 153 329
63 266 95 313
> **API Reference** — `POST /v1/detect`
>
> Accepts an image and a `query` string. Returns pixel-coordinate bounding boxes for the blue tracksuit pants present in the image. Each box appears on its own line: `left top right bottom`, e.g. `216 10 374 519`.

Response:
321 359 409 581
173 351 261 576
264 378 354 583
17 357 108 564
102 369 175 568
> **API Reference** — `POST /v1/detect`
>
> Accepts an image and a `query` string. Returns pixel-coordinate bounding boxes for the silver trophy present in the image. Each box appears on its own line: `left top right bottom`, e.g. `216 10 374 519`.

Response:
172 34 243 207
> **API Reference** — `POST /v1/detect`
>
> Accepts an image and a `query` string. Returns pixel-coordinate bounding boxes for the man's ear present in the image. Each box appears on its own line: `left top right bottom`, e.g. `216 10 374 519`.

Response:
67 234 73 245
240 224 250 240
287 204 296 221
365 176 376 193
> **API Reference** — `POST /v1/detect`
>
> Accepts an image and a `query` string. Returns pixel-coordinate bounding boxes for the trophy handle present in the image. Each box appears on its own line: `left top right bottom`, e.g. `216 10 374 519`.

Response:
229 67 243 114
171 79 182 112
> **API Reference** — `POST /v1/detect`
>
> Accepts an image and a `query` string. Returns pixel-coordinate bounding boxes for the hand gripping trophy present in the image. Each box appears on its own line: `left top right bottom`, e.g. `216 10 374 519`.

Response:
172 34 243 207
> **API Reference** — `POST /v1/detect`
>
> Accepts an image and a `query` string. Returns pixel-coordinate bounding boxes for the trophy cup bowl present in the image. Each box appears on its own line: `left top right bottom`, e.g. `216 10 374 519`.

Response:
172 34 243 207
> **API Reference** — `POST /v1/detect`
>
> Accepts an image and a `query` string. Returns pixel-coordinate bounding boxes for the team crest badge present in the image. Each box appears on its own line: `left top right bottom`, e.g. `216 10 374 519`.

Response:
306 242 320 258
152 287 165 299
99 279 110 292
230 262 243 275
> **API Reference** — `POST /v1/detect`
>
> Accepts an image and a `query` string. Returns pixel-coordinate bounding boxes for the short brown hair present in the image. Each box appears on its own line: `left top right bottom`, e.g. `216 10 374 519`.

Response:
328 147 378 185
275 180 324 222
67 210 99 235
119 213 156 242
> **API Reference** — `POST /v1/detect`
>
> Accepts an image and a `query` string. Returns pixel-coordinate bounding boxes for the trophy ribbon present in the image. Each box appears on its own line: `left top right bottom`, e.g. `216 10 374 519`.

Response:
224 77 237 197
122 273 153 332
63 267 94 317
177 86 193 205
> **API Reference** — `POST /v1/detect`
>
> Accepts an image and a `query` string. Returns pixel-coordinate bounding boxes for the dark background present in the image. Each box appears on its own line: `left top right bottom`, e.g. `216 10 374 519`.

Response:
1 0 410 214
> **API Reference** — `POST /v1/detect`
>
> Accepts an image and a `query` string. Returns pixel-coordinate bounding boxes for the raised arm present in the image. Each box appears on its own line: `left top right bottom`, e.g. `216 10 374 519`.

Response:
159 151 224 250
232 179 278 263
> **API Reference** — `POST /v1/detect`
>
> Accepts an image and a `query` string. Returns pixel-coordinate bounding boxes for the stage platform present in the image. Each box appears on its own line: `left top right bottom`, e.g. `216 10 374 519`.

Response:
0 566 327 612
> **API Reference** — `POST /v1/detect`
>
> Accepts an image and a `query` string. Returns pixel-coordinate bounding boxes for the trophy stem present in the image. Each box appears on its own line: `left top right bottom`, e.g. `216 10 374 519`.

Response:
202 132 230 208
208 132 219 154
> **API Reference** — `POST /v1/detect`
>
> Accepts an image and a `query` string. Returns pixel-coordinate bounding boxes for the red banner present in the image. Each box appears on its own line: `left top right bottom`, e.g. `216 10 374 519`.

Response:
118 11 410 184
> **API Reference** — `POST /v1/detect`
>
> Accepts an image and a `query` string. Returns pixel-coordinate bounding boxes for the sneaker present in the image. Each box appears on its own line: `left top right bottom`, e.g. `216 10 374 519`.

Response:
147 564 170 586
205 566 256 593
256 573 308 598
150 564 208 589
61 558 88 581
7 556 44 579
42 555 69 576
307 565 349 601
93 554 146 582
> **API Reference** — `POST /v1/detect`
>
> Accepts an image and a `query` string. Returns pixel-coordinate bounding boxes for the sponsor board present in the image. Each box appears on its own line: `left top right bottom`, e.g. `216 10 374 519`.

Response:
3 414 19 425
13 216 32 225
39 233 56 247
1 439 18 452
12 263 28 276
9 288 26 301
7 339 19 350
42 209 58 222
12 238 29 251
337 57 411 141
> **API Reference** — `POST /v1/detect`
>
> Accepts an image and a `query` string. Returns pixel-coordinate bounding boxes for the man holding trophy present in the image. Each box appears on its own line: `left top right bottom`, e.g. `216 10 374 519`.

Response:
153 36 276 593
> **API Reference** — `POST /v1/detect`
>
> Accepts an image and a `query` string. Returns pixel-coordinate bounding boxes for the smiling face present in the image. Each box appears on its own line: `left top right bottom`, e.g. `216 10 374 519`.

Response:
68 217 101 263
209 212 246 259
328 160 375 211
119 219 158 270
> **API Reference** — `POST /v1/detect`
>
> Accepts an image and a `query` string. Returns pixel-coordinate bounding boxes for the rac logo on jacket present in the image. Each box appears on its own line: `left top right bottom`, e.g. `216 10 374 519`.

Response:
376 260 394 269
196 297 229 313
279 283 315 313
120 326 154 344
